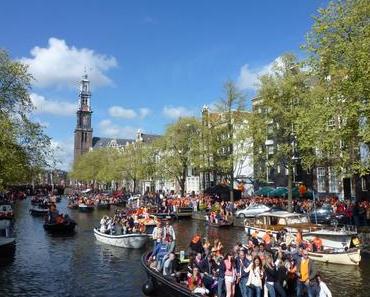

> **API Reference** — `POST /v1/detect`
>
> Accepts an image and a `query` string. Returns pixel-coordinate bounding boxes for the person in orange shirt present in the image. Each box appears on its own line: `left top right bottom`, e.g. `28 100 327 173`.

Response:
295 230 303 247
262 231 272 247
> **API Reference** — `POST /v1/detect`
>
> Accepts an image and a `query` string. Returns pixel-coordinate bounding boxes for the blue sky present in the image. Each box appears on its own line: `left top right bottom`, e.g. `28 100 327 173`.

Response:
0 0 328 170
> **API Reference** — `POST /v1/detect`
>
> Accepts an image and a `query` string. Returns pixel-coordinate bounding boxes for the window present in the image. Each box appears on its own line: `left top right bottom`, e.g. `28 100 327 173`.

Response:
362 177 368 191
317 167 326 193
267 145 274 155
328 167 338 193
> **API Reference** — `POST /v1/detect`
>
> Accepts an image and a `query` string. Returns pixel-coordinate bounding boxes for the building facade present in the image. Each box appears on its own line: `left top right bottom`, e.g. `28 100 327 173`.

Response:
199 105 254 195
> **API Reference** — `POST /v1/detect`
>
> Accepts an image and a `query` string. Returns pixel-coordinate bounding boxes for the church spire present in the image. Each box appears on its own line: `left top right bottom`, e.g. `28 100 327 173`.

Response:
79 74 91 112
74 73 93 162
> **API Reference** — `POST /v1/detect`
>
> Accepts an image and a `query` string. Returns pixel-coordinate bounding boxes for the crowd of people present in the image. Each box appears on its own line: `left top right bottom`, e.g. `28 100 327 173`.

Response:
147 219 333 297
67 191 125 208
97 209 156 235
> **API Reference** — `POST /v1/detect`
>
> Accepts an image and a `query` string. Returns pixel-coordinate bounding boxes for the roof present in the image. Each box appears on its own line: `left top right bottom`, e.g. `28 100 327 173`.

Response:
256 211 306 218
141 133 161 143
92 137 135 148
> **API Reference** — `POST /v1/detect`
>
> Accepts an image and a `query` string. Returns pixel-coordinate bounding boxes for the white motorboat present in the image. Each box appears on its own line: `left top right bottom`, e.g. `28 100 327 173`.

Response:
79 204 95 212
94 228 150 249
29 207 48 216
0 204 14 220
305 228 358 250
0 219 16 257
244 211 358 249
308 248 361 265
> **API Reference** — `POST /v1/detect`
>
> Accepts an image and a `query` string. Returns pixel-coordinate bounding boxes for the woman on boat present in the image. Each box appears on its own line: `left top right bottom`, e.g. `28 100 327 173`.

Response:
295 229 303 247
264 254 277 297
246 256 264 297
187 266 209 295
223 252 236 297
189 234 204 255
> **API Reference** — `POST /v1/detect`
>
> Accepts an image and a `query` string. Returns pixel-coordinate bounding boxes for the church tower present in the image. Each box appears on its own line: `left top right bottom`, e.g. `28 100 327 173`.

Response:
74 74 93 162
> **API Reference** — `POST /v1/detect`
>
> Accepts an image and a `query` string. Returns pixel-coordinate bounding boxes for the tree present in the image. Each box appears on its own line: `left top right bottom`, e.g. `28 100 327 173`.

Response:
156 117 201 197
70 149 106 186
250 54 309 211
202 81 246 202
299 0 370 197
0 49 51 190
118 143 147 193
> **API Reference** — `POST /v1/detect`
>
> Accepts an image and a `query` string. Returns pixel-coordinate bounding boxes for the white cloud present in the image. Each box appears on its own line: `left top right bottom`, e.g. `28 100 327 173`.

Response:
99 119 138 139
30 93 76 116
50 138 74 171
139 108 151 119
108 106 137 119
237 57 283 91
21 37 117 88
108 106 151 119
162 106 194 119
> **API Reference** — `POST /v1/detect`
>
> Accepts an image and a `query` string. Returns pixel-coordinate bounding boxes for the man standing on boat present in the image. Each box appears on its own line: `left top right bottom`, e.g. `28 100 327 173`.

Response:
296 250 317 297
152 221 163 248
235 249 251 297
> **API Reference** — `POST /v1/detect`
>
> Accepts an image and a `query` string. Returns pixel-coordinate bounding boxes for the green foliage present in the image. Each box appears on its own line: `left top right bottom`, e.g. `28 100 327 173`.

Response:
155 117 201 196
299 0 370 176
0 49 51 190
247 54 308 210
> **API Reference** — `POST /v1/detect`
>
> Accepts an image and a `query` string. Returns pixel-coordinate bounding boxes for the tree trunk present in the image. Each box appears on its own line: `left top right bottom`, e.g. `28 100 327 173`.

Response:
133 179 137 193
180 179 185 197
288 164 293 212
230 169 234 203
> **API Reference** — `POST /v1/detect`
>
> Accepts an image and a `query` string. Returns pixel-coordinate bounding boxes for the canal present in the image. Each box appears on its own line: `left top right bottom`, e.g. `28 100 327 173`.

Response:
0 198 369 296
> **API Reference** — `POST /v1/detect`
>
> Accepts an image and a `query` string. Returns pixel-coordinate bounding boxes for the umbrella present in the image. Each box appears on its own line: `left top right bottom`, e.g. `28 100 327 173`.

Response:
254 186 275 196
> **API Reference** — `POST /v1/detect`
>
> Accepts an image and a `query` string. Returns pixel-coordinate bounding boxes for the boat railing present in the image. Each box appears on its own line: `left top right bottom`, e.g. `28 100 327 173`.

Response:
307 223 358 233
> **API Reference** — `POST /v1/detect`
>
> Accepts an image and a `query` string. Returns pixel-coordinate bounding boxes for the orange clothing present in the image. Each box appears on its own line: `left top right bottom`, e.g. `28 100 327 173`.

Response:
296 232 303 245
288 265 297 280
262 233 271 245
300 259 309 282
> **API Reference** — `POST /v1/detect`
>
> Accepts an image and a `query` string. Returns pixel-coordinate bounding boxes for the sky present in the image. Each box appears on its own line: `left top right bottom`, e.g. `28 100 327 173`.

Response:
0 0 329 170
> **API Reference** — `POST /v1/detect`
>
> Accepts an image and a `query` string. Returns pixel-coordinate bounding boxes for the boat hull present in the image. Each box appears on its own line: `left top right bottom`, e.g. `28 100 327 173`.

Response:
208 222 233 228
96 204 110 210
308 249 361 265
29 208 48 216
174 207 193 218
44 222 76 234
142 252 197 297
0 238 16 258
94 229 149 248
79 205 95 212
244 225 355 249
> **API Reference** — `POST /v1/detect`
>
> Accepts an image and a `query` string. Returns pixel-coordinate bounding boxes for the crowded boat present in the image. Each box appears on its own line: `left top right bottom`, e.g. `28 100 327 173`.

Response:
143 220 338 297
43 203 76 234
94 213 151 248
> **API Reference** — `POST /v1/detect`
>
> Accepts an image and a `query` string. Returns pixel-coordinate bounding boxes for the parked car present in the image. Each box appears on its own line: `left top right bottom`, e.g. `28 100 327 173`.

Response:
235 204 271 218
309 206 347 225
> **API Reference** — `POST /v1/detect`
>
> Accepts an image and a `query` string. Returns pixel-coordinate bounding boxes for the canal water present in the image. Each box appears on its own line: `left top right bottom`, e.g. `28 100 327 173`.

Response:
0 198 369 297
